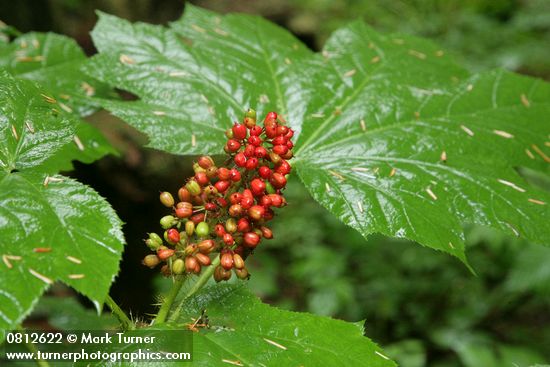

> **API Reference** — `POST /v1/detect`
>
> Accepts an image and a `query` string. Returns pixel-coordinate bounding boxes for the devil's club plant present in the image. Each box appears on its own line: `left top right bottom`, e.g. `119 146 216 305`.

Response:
1 4 549 367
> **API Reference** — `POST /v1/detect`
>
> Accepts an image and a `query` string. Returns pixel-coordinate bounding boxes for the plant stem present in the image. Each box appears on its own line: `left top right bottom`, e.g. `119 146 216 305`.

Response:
16 326 50 367
105 295 135 331
153 276 187 325
168 255 220 323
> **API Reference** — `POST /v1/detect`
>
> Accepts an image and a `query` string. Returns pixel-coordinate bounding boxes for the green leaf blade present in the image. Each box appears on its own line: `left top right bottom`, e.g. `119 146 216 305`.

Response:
0 74 124 338
86 6 312 155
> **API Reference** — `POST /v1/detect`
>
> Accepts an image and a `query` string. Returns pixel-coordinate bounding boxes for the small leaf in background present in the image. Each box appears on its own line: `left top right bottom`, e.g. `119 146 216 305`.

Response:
0 31 118 171
86 5 550 265
0 73 124 341
32 296 118 331
0 32 113 116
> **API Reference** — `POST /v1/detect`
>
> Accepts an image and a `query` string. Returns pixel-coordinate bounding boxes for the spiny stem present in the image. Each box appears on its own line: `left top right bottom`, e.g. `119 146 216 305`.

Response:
153 276 187 325
168 255 221 323
105 295 135 331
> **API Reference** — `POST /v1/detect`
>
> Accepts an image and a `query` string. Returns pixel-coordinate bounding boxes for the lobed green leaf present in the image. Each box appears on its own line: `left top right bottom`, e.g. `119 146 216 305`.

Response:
86 5 550 263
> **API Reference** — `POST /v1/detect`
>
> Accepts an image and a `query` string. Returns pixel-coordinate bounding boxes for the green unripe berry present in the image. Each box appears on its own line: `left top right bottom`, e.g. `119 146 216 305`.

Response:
145 238 160 251
245 108 256 119
160 215 177 229
193 163 206 174
185 221 195 236
171 258 185 275
196 222 210 238
159 191 174 207
148 233 163 246
225 218 237 233
225 128 234 139
185 179 201 196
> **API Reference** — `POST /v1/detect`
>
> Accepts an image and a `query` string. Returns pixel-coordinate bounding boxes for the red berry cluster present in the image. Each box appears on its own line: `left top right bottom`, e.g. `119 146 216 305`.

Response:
142 109 294 282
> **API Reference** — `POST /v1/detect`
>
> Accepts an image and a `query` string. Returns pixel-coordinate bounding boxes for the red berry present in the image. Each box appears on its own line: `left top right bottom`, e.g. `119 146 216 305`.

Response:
277 125 289 136
250 178 266 196
260 226 273 239
245 157 259 170
195 252 211 266
248 135 262 147
198 155 214 169
220 252 234 270
217 167 231 181
249 125 262 136
272 135 287 146
248 205 265 221
242 189 253 198
232 123 247 140
175 202 193 218
286 140 294 149
273 144 288 156
259 166 272 179
265 125 278 138
269 194 283 207
234 153 247 167
195 172 209 186
270 173 287 189
223 233 234 246
243 232 260 248
254 146 268 158
190 213 205 224
230 168 241 182
243 144 256 157
240 196 254 209
285 129 294 139
214 180 230 193
198 239 215 254
166 228 180 244
237 218 251 232
205 202 217 211
275 160 291 175
178 187 191 202
230 192 242 204
215 224 226 237
216 197 228 207
259 195 272 207
226 139 241 152
157 248 175 260
265 112 277 121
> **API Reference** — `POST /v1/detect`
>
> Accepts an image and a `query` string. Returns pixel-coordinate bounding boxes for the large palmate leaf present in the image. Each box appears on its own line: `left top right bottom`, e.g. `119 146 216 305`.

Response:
86 5 550 262
87 284 395 367
86 6 312 154
0 74 124 338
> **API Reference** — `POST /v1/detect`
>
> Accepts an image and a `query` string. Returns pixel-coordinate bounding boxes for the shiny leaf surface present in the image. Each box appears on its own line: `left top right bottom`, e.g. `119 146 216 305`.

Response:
87 284 395 367
86 5 312 154
87 6 550 262
0 74 124 338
